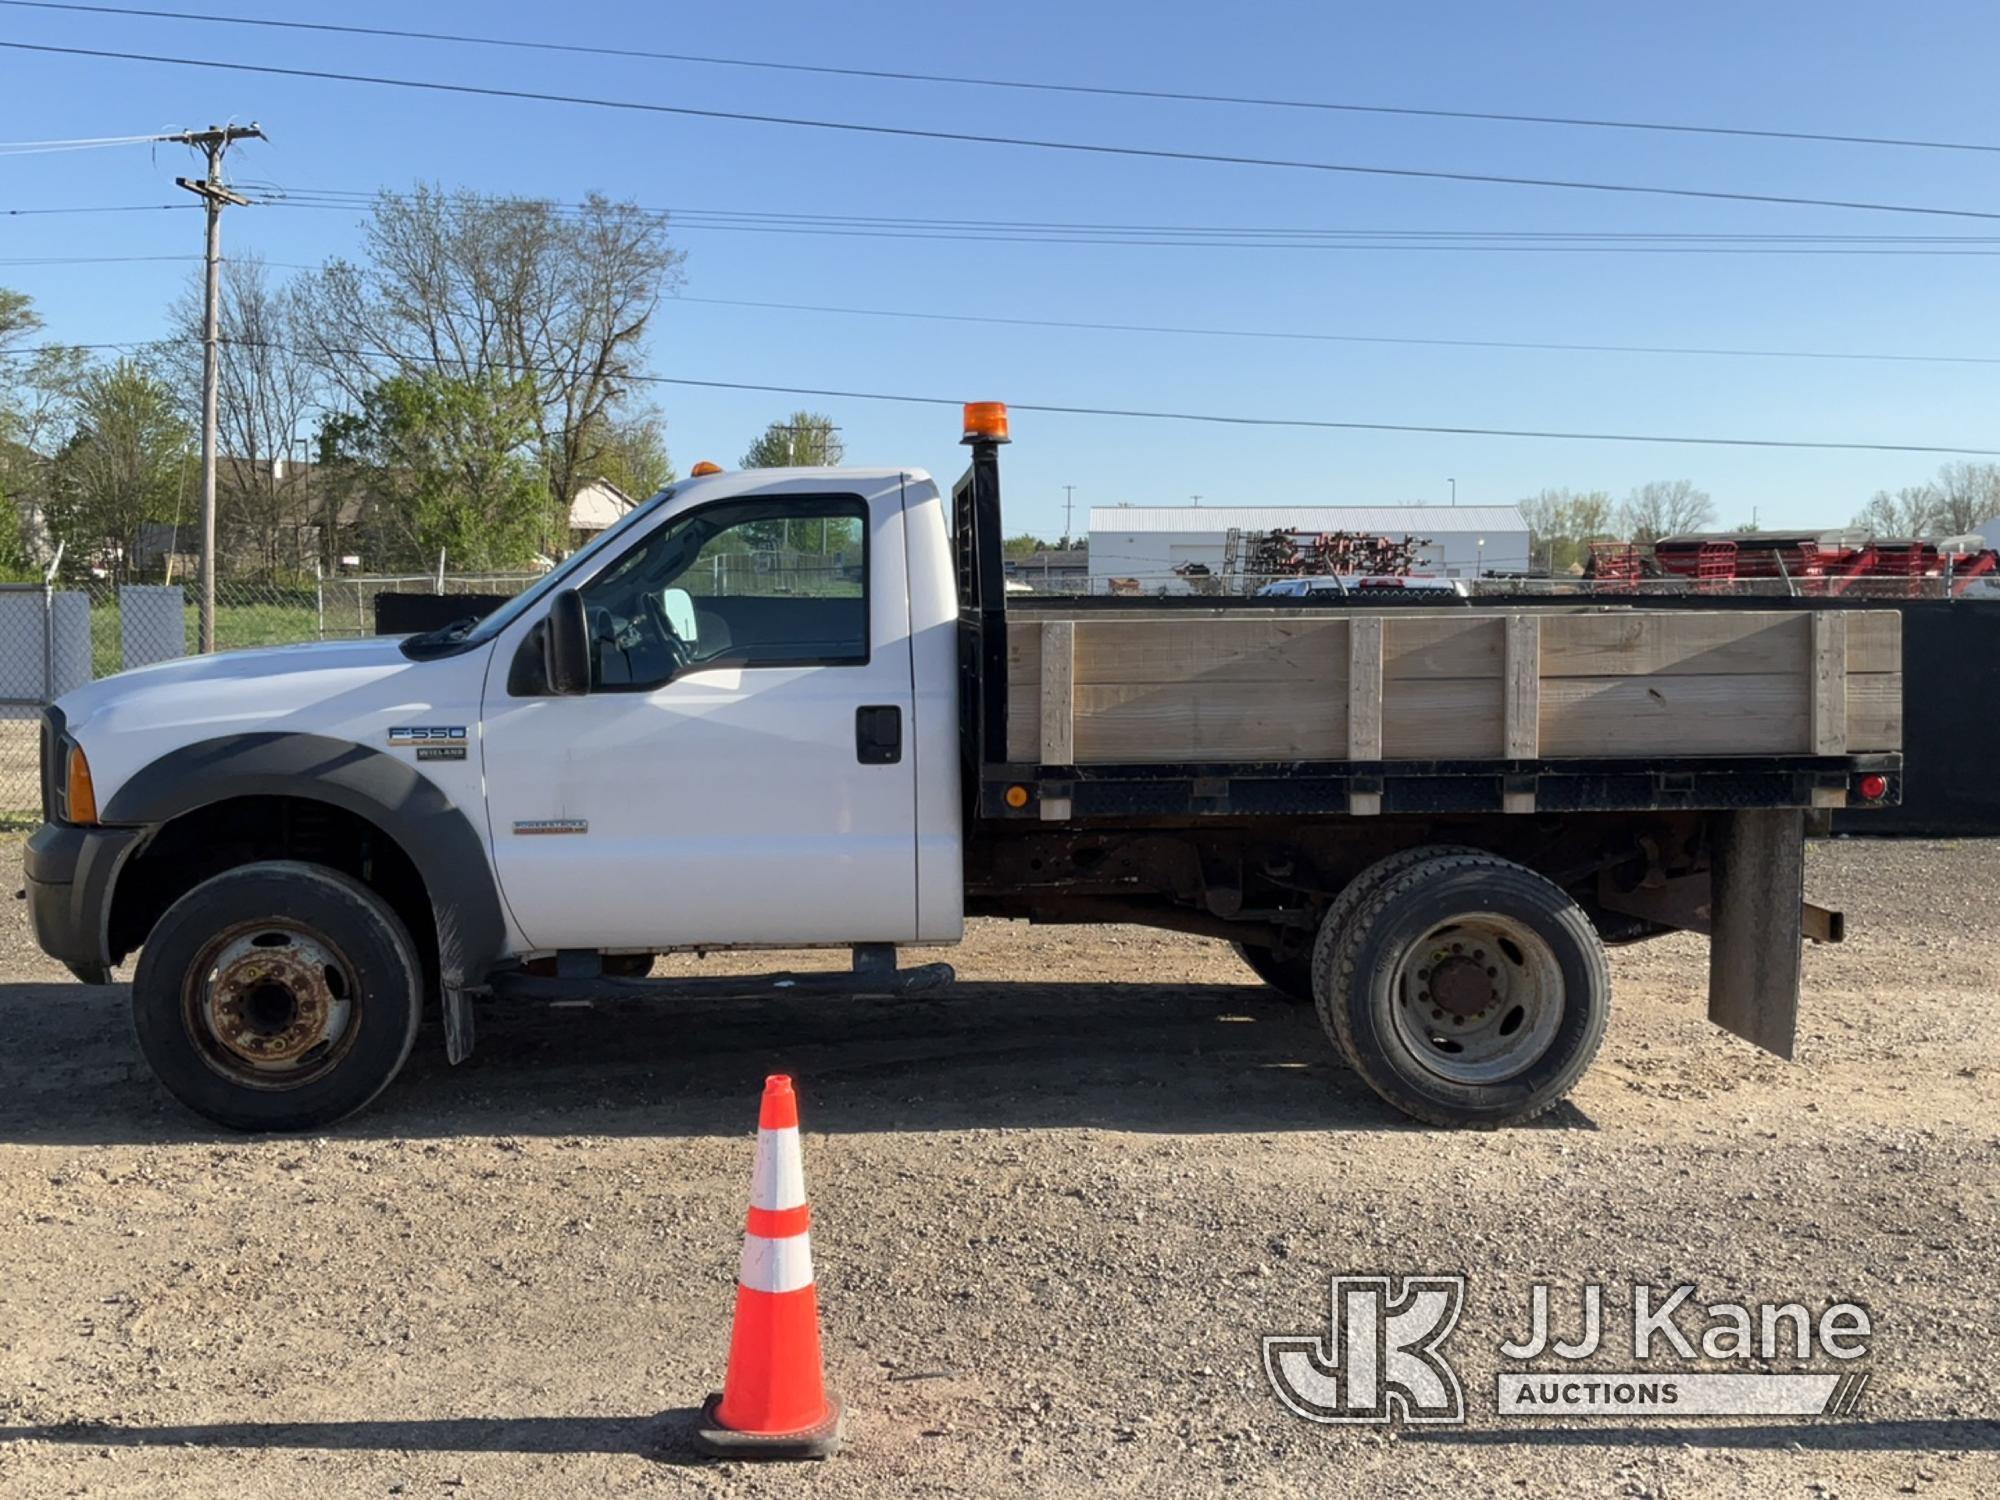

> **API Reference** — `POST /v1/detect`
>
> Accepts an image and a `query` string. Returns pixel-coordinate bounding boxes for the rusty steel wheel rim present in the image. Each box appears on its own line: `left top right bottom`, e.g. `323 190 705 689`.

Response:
1389 912 1564 1086
183 921 361 1090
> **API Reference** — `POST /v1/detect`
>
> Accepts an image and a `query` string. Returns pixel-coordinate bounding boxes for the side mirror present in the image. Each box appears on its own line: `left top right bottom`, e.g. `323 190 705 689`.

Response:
545 589 592 695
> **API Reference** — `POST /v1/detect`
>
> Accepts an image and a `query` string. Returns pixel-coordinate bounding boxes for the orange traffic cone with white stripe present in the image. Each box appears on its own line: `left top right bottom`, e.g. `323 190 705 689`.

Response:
694 1074 844 1459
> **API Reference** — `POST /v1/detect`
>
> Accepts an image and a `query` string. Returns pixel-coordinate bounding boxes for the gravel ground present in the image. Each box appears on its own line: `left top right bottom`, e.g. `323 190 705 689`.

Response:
0 835 1994 1497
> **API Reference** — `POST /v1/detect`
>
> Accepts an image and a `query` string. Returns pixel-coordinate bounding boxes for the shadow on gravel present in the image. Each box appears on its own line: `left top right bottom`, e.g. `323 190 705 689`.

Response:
0 1410 715 1464
1407 1419 2000 1452
0 977 1598 1145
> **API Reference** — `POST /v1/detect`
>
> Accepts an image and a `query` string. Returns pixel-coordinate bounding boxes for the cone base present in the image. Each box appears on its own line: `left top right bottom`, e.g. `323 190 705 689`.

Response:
692 1391 843 1461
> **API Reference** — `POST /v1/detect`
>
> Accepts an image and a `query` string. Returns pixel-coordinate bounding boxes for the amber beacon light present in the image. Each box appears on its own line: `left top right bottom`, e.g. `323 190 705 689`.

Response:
961 401 1010 444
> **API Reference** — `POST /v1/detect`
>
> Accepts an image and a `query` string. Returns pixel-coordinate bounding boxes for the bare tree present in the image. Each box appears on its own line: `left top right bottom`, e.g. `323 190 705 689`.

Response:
166 257 324 574
296 187 684 553
1928 462 2000 535
1853 485 1937 538
1618 480 1715 545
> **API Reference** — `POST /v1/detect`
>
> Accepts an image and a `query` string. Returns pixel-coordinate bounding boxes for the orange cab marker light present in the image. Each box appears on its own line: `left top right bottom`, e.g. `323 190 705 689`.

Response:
690 460 724 476
961 401 1010 444
1004 784 1030 809
65 744 98 826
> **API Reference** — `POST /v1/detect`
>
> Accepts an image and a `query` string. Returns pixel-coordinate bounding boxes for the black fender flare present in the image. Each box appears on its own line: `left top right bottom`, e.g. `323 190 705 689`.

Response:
103 733 508 1059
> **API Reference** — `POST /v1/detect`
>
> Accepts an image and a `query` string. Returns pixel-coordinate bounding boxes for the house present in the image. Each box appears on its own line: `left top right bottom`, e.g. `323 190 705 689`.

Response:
568 477 637 550
1088 504 1531 595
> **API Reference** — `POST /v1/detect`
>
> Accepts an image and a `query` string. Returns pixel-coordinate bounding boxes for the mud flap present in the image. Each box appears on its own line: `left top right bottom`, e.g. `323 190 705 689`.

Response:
442 984 476 1065
1707 808 1804 1060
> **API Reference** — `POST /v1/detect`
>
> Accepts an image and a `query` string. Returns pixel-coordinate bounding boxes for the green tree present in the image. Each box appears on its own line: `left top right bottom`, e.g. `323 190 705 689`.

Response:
323 372 548 571
742 411 844 468
297 186 684 552
47 360 193 581
591 410 676 500
1516 487 1614 573
1003 532 1052 560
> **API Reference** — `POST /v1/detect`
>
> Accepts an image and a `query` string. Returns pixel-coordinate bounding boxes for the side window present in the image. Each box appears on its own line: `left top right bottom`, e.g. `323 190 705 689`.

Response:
579 496 868 689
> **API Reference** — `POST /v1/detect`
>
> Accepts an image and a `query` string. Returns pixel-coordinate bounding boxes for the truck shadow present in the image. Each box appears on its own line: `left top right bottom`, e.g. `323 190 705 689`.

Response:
0 978 1597 1145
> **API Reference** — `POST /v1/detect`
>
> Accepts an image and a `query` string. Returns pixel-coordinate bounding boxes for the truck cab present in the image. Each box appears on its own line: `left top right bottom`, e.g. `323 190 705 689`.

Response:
27 463 966 1129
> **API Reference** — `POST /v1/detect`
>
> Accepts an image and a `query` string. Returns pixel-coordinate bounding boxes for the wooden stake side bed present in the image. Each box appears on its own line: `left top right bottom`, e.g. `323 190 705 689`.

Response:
980 607 1902 821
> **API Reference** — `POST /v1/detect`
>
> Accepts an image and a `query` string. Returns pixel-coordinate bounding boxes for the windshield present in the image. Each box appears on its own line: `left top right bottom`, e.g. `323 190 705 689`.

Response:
426 484 681 651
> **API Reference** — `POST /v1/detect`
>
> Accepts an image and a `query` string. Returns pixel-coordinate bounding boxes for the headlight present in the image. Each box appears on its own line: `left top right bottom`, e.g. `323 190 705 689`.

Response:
62 742 98 826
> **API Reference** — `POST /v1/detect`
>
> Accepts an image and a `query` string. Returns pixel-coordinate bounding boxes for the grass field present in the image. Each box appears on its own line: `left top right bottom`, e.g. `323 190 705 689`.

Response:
85 597 322 678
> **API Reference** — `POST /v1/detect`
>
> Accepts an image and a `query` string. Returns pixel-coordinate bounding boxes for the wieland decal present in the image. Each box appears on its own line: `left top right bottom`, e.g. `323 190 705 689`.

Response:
1266 1276 1872 1427
513 818 588 836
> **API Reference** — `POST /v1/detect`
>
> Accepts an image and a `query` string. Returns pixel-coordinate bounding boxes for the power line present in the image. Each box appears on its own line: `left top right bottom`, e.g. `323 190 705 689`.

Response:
8 40 2000 222
5 0 1997 159
16 329 1995 452
203 338 2000 456
671 295 2000 368
25 191 2000 253
0 128 183 155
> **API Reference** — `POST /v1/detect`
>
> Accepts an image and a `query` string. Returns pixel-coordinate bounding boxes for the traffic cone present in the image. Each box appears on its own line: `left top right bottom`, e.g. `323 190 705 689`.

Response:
693 1074 844 1460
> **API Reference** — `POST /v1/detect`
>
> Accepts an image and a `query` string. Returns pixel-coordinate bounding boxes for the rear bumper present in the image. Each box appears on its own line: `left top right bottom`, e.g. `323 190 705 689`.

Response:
23 821 143 984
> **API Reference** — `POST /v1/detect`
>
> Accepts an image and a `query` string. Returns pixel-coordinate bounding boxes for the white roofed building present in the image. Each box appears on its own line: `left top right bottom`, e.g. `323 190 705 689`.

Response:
1087 504 1531 595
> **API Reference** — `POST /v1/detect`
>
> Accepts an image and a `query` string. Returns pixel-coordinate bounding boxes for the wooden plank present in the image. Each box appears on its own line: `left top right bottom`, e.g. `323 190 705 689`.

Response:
1006 621 1041 686
1005 682 1039 762
1504 615 1540 759
1846 673 1902 751
1348 617 1383 759
1539 612 1809 677
1382 615 1503 680
1383 678 1506 759
1845 610 1901 674
1810 612 1848 754
1071 617 1349 686
1040 620 1075 765
1068 682 1347 762
1540 674 1807 756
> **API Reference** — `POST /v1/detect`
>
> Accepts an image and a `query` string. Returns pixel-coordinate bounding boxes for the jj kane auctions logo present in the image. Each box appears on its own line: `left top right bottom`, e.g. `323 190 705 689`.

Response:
1264 1276 1871 1424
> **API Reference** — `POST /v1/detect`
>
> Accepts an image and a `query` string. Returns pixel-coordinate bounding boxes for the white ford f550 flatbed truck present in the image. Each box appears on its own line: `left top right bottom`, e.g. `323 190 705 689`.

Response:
23 404 1901 1131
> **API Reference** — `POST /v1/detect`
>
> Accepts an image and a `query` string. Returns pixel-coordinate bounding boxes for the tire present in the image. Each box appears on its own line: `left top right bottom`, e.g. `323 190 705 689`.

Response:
1309 845 1485 1056
132 860 424 1132
1231 941 1315 1004
1311 853 1610 1127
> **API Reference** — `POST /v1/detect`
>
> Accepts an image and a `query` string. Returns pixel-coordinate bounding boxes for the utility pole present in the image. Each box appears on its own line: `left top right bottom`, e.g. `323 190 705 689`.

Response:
1448 477 1458 506
1061 484 1076 546
171 123 264 654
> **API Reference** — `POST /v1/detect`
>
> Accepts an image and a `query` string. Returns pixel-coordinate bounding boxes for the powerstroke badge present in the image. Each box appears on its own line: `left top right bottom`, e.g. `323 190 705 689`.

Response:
388 725 468 748
513 819 588 836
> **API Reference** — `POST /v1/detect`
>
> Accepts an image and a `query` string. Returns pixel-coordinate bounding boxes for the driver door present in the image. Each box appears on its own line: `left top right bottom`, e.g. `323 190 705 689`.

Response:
478 476 919 952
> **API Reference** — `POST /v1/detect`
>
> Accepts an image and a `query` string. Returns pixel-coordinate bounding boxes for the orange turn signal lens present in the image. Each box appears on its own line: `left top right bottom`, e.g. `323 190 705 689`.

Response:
65 743 98 826
1004 784 1030 809
961 401 1011 444
690 460 724 476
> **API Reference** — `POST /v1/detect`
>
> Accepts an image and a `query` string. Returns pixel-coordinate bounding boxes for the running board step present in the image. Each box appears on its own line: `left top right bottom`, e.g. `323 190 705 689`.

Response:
488 953 956 1004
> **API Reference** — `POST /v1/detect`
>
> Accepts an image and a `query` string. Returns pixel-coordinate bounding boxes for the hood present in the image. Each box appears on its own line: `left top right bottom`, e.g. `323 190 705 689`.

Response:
57 634 497 803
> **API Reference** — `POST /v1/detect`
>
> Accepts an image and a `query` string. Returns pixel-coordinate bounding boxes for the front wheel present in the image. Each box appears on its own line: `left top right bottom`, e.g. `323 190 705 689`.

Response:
132 861 424 1132
1312 854 1610 1127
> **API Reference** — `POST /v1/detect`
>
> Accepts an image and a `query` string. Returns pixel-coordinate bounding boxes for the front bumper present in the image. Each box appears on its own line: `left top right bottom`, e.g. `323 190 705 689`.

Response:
23 821 144 984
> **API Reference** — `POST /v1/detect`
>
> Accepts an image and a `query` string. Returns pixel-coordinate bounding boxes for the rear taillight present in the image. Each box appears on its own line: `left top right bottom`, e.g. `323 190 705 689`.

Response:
1856 773 1889 802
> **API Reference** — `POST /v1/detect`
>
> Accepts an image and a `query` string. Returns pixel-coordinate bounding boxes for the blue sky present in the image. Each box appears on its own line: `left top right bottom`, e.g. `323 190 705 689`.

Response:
3 1 1998 541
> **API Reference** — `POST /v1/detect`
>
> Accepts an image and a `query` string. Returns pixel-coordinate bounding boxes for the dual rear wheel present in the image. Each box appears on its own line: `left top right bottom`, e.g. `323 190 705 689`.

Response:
1237 849 1610 1126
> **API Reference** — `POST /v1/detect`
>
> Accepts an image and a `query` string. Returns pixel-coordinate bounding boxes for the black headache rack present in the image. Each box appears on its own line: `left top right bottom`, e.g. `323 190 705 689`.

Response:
951 422 1904 823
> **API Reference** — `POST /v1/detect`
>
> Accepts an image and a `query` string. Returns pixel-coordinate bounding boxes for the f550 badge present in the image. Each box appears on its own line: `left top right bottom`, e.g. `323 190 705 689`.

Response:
389 725 467 747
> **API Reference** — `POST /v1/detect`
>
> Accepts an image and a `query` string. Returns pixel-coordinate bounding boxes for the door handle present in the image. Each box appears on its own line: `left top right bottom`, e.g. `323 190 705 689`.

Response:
855 705 902 765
